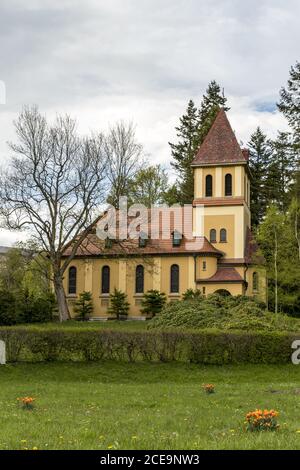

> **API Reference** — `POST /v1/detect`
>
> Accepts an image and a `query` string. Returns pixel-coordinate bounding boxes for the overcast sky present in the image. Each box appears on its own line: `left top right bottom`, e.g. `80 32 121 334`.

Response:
0 0 299 245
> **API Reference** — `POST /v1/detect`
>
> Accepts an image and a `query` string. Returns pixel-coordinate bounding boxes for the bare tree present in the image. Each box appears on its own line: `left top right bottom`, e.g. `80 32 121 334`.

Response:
105 121 143 207
0 106 107 321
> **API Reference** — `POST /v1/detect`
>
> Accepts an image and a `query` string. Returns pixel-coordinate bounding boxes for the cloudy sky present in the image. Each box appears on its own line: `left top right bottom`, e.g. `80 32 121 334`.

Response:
0 0 299 245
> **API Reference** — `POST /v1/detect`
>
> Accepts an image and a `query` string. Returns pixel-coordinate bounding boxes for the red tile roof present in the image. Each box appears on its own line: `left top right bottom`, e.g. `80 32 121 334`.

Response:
192 108 248 166
198 267 244 283
62 209 223 258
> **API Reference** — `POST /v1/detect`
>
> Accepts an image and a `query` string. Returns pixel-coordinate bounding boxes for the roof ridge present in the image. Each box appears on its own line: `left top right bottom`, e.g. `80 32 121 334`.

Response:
192 108 247 166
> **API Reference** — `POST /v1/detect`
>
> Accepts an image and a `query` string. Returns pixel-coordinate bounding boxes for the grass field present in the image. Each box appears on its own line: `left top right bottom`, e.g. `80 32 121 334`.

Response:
1 362 300 450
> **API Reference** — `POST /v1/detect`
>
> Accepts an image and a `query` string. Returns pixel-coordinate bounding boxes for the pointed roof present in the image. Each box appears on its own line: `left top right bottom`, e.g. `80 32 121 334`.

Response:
192 108 248 166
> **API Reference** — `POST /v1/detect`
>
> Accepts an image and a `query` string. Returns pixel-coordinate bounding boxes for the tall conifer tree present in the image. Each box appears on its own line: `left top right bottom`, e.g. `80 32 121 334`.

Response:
169 81 228 205
248 127 272 226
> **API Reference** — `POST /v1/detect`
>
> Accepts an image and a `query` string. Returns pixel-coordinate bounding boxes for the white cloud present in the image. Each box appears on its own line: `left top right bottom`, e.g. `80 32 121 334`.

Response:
0 0 298 245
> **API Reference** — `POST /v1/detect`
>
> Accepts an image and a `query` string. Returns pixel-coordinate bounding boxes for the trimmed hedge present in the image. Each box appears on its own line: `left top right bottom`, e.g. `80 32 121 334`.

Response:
0 327 298 364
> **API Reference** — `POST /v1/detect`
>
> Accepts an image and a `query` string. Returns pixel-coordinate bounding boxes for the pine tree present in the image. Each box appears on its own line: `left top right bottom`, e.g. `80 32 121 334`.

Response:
267 132 296 212
108 288 130 320
169 100 200 204
278 61 300 150
248 127 272 226
197 80 229 145
141 290 167 317
169 81 228 205
74 291 93 321
277 61 300 205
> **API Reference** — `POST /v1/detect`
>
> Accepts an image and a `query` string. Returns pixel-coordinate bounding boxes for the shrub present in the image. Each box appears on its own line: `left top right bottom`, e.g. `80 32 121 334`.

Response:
108 289 130 320
141 290 167 317
0 290 17 325
16 290 55 324
0 326 298 364
182 289 203 301
148 294 300 332
74 291 93 321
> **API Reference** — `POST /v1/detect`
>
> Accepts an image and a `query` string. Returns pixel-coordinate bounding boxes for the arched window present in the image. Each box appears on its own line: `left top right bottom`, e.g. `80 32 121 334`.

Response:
68 266 77 294
220 228 227 242
253 272 258 291
210 229 217 243
135 265 144 294
101 266 110 294
225 174 232 196
205 175 213 197
170 264 179 293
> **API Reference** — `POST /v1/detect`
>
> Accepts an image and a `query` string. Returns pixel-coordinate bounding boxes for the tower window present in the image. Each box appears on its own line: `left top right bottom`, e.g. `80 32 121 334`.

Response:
253 272 258 292
170 264 179 293
68 266 77 295
210 229 217 243
220 228 227 243
101 266 110 294
135 265 144 294
205 175 213 197
225 174 232 196
203 261 207 271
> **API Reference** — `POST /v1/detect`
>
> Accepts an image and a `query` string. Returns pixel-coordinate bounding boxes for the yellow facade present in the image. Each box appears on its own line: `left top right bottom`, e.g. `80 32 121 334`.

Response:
63 111 267 319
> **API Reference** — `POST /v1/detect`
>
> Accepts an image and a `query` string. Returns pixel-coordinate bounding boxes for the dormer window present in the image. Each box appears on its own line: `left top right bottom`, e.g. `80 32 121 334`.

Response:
172 230 182 247
138 231 148 248
105 237 113 249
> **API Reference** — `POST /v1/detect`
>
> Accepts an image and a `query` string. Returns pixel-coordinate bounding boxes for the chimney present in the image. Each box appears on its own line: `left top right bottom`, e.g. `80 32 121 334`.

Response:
242 148 249 161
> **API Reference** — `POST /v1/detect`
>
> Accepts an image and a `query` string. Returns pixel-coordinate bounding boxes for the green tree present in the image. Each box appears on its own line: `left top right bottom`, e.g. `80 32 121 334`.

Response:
0 290 16 325
248 127 272 226
108 289 130 320
128 165 168 207
197 80 229 144
277 61 300 205
141 290 167 317
267 132 296 212
74 291 94 321
0 246 51 298
169 81 228 204
257 204 300 315
278 61 300 150
161 183 180 206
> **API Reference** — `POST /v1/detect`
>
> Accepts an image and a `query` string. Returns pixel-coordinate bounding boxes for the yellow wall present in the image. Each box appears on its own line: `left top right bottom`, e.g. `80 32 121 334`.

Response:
196 256 217 279
194 165 248 199
246 266 267 304
198 282 244 296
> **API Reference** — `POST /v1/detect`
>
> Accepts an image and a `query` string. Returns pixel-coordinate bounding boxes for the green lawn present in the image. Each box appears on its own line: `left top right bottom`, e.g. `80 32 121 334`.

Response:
1 362 300 450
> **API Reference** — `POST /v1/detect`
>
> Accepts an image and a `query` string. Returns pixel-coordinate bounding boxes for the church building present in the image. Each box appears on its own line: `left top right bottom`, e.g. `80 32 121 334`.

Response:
62 109 267 319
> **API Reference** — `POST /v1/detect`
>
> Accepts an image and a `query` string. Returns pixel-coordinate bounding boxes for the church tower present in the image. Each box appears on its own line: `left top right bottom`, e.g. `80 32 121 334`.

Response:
192 108 251 260
191 109 266 300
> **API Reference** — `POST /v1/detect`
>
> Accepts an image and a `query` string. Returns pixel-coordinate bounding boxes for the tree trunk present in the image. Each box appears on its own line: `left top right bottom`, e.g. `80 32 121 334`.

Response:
53 275 71 322
274 226 278 315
